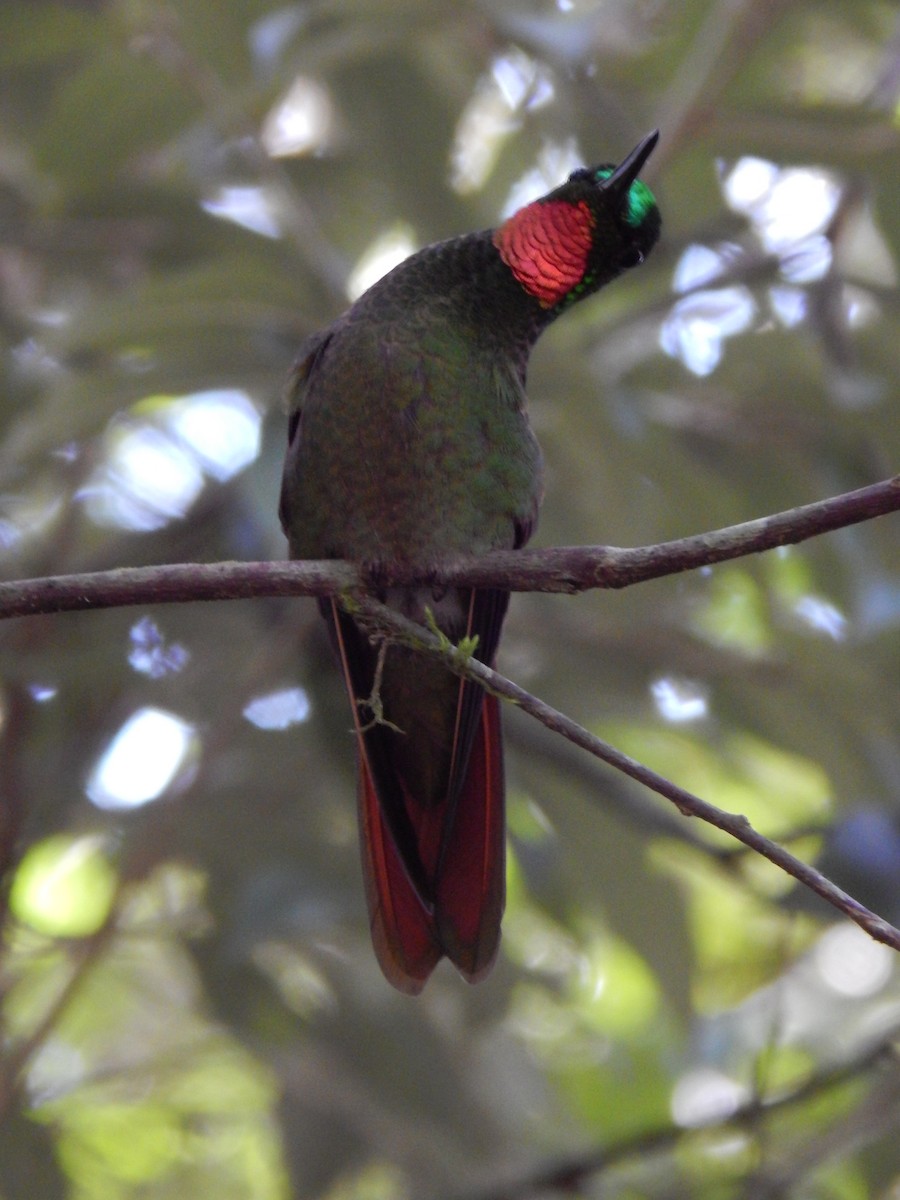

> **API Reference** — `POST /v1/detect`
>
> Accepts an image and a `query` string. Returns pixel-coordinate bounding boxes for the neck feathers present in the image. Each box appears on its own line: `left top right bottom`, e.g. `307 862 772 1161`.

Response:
362 230 553 355
492 199 594 309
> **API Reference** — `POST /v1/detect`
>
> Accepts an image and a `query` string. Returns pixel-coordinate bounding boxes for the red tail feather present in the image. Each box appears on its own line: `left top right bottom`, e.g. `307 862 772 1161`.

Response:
359 757 441 994
359 694 505 991
435 693 505 980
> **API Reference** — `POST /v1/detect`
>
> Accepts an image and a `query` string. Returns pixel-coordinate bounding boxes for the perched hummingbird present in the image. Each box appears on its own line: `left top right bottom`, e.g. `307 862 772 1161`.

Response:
280 131 661 993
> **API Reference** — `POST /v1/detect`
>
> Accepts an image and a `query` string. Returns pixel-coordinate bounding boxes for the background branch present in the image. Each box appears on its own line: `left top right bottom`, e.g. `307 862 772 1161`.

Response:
461 1041 899 1200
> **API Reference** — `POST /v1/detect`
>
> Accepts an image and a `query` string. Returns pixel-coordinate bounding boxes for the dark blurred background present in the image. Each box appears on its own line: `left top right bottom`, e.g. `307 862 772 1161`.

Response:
0 2 898 1197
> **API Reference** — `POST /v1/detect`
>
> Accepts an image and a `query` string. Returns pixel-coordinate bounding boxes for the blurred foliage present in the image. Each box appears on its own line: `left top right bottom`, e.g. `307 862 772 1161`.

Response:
1 0 899 1197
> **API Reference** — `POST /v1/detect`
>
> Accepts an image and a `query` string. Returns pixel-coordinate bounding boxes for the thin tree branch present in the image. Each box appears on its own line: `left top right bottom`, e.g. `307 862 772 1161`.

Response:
349 594 900 953
0 476 896 619
1 479 897 948
458 1040 899 1200
0 558 355 620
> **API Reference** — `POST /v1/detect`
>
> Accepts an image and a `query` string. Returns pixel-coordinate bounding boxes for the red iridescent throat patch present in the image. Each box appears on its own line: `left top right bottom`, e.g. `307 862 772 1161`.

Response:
493 199 594 308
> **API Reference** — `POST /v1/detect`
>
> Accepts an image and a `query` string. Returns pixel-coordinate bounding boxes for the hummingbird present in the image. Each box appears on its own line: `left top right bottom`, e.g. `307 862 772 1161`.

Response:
279 131 661 993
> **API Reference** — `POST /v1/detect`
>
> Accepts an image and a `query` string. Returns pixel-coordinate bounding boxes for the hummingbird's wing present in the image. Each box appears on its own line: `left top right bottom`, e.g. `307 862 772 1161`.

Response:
433 588 507 981
427 504 539 979
427 504 540 980
278 328 333 538
327 597 441 992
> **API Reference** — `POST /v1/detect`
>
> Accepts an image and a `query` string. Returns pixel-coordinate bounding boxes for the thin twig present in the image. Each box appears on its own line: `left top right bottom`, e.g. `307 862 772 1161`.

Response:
351 594 900 953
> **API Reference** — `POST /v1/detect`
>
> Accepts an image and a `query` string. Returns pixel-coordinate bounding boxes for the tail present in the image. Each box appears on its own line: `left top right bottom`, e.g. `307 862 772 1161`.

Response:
358 693 505 994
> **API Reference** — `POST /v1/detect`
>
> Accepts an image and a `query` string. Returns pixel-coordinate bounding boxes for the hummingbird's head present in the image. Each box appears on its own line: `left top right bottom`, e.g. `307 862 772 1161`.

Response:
493 130 661 311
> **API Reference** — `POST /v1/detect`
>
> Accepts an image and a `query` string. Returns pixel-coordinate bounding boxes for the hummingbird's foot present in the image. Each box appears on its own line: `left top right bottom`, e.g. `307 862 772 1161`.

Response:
359 559 390 594
356 639 406 736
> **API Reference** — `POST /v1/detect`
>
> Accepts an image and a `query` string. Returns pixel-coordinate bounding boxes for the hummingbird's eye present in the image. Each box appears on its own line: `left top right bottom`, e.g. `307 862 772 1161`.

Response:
619 247 644 269
567 167 594 184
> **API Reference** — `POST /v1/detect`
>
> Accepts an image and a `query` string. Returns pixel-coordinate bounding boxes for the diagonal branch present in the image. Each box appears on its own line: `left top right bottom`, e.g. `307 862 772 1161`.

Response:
350 593 900 953
0 475 897 619
459 1039 899 1200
